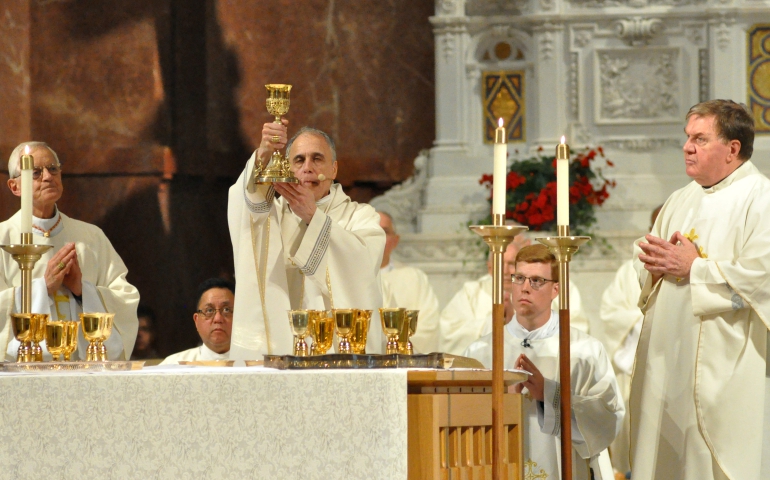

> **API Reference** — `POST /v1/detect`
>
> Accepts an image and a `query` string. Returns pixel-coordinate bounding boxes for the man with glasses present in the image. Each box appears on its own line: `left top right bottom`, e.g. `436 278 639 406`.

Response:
161 278 234 364
464 244 623 480
0 141 139 361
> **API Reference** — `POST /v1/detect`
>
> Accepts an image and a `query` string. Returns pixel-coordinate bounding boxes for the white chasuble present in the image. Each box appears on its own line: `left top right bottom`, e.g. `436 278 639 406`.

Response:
160 344 229 365
631 161 770 480
227 153 386 359
464 312 624 480
0 210 139 361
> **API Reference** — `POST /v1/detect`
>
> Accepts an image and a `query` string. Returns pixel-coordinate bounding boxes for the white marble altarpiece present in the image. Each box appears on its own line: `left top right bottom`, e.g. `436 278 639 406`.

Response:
371 0 770 325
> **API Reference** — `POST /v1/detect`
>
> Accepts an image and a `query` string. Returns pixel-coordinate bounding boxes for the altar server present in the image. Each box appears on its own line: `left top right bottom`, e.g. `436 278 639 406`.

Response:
438 236 589 355
0 142 139 361
161 278 234 364
632 100 770 479
464 244 623 480
378 211 441 353
227 121 385 359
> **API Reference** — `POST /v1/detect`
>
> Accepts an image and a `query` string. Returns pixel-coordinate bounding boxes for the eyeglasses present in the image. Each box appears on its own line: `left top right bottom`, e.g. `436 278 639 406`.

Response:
196 306 233 319
32 164 62 180
511 274 555 290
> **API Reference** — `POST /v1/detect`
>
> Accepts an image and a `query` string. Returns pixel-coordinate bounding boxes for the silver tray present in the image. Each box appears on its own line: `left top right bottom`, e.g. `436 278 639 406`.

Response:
1 361 139 373
263 353 483 370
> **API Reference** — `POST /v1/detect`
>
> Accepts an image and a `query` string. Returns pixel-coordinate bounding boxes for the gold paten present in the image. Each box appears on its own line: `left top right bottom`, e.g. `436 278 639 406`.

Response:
350 309 372 354
255 84 299 184
80 313 114 362
288 309 310 356
379 308 406 355
308 310 334 355
333 309 355 354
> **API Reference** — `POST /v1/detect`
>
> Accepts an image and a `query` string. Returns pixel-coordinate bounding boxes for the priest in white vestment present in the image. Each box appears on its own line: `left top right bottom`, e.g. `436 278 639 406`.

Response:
227 122 385 359
0 142 138 361
632 100 770 479
464 245 623 480
162 278 234 364
438 236 589 356
378 211 441 353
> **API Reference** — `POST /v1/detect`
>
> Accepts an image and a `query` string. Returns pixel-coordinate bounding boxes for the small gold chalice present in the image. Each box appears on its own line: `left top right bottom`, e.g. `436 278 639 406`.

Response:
80 313 114 361
350 309 372 354
11 313 34 362
63 321 79 361
45 321 68 361
30 313 48 362
399 310 420 355
308 310 334 355
333 309 355 354
379 308 406 355
288 310 310 356
255 84 299 184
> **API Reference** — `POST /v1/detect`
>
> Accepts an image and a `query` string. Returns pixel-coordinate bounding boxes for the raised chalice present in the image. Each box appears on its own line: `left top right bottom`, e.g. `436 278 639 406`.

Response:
11 313 34 362
254 84 299 184
333 309 355 354
308 310 334 355
379 308 406 355
80 313 114 361
288 310 310 356
350 309 372 354
45 321 68 362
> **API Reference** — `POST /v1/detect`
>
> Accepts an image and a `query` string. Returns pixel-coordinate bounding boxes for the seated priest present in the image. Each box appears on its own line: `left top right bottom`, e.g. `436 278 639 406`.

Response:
227 120 385 358
438 233 590 355
464 245 624 480
161 278 234 364
379 211 441 353
0 141 139 361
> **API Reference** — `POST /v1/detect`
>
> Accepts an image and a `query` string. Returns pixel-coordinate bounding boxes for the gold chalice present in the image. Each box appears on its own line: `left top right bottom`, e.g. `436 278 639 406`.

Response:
350 309 372 354
379 308 406 355
80 313 114 361
400 310 420 355
45 321 68 361
308 310 334 355
63 321 79 361
333 309 355 354
11 313 34 362
255 84 298 184
30 313 48 362
288 310 310 356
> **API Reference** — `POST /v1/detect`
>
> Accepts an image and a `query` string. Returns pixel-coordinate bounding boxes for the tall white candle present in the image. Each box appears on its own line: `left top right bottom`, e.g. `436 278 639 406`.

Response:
20 145 33 236
493 118 507 217
556 136 570 226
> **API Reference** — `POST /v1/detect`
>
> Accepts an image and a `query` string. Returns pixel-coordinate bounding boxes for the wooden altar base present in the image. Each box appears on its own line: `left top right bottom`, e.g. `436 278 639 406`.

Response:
407 370 527 480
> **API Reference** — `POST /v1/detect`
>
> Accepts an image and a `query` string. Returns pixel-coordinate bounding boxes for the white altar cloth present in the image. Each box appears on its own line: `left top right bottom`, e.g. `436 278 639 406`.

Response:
0 366 407 479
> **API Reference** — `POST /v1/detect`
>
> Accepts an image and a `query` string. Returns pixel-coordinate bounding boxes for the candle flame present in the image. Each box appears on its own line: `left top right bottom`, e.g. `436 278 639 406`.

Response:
498 118 504 128
560 135 566 144
24 145 30 155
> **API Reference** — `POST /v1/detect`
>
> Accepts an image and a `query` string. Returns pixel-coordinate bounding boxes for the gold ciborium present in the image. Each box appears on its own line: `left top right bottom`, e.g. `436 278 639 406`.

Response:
308 310 334 355
255 84 299 185
11 313 34 362
288 310 310 356
333 309 355 354
350 309 372 354
45 321 68 361
80 313 114 361
399 310 419 355
379 308 406 355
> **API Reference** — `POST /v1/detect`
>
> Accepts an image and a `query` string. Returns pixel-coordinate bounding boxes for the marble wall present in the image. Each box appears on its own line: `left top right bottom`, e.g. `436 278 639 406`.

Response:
0 0 436 356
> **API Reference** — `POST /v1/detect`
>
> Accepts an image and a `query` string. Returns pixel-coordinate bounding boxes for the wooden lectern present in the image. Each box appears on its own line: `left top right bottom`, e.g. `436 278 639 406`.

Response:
407 370 527 479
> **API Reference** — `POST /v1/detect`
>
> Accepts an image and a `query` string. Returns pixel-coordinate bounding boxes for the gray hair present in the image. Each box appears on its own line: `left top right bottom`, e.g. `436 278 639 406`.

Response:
285 127 337 162
8 142 60 178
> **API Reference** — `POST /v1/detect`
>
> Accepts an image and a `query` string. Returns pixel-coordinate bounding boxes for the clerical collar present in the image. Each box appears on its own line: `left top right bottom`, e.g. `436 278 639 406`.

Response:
32 206 63 238
701 160 749 192
506 310 559 347
199 343 229 360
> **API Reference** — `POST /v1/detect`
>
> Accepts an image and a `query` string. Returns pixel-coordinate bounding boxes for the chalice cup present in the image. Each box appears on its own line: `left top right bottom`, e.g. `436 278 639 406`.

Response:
255 84 298 184
45 321 68 362
350 309 372 354
288 310 310 356
379 308 406 355
30 313 48 362
309 310 334 355
63 321 79 361
11 313 35 362
400 310 420 355
80 313 114 361
333 309 355 354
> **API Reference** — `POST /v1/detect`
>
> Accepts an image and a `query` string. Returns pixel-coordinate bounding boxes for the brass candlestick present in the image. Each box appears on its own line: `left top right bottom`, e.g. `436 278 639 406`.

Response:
254 84 299 184
537 225 590 480
469 216 527 480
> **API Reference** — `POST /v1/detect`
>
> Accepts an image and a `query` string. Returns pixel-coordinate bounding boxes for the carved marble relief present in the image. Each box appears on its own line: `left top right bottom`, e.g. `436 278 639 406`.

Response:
596 48 680 123
465 0 530 16
568 0 704 8
748 24 770 133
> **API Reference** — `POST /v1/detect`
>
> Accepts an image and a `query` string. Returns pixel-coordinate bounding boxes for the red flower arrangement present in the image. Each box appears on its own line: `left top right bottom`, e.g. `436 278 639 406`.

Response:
479 146 615 235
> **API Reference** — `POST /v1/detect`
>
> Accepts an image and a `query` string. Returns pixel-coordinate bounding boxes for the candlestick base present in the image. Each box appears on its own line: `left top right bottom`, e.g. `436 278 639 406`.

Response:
1 244 54 320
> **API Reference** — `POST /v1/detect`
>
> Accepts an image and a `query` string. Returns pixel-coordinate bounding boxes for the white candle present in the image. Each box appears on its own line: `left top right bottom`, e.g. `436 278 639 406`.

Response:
20 145 33 237
556 136 570 226
493 118 507 217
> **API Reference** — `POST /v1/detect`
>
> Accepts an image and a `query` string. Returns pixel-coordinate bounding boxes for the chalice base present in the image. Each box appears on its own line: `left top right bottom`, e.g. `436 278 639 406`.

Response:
338 338 352 354
16 342 32 363
403 341 414 356
86 342 98 362
33 341 43 362
255 152 299 184
386 336 400 355
293 338 309 357
63 352 72 361
97 342 108 362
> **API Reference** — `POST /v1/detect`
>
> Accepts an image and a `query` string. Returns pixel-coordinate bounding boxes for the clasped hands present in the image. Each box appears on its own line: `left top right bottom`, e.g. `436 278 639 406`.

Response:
638 232 700 283
45 242 82 297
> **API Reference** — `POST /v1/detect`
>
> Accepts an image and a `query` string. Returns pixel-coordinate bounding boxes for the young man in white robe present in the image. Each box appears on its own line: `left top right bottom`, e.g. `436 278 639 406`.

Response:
378 211 441 353
632 100 770 479
162 278 234 364
0 142 138 361
464 244 624 480
227 121 385 359
438 236 590 356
